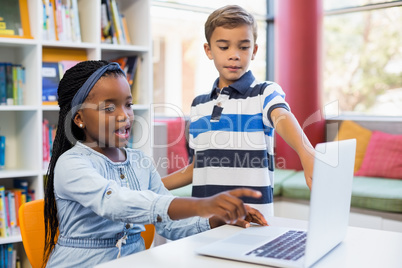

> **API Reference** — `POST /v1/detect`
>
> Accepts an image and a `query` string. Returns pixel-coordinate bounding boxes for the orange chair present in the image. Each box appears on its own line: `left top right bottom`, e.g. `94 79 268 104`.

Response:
19 199 155 268
142 223 155 249
19 199 48 268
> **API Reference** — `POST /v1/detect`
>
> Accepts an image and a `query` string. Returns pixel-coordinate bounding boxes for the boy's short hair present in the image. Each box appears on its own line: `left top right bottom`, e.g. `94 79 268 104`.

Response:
205 5 258 44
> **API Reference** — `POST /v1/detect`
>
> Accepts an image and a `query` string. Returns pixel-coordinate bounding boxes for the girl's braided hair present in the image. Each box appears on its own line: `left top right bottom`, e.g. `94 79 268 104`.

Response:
43 60 125 266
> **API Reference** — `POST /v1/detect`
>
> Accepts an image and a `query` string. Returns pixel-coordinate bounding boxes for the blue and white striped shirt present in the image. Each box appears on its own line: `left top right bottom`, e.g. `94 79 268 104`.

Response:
189 71 289 217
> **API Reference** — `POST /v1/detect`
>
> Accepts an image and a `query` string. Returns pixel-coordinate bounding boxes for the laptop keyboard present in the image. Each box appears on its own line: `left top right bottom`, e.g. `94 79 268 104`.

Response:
246 230 307 261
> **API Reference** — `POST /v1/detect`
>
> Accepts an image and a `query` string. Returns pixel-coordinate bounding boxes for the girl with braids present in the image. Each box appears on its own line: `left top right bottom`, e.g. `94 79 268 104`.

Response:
44 60 267 267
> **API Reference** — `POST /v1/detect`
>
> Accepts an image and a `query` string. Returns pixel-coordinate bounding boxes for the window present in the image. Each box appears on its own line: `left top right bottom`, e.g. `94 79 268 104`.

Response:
323 1 402 116
151 0 267 116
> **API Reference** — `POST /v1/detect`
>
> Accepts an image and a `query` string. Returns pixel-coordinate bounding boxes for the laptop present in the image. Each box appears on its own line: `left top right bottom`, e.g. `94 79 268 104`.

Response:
196 139 356 268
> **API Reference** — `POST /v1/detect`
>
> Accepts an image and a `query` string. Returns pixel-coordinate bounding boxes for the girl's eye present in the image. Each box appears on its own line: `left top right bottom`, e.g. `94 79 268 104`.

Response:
104 105 115 112
127 103 133 108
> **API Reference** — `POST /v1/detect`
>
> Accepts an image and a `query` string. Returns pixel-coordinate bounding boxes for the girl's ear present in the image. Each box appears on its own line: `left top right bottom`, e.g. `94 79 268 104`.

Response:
73 111 85 129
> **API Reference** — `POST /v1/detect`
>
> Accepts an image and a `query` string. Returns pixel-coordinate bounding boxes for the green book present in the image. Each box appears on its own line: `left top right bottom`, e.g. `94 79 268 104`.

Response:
5 63 13 105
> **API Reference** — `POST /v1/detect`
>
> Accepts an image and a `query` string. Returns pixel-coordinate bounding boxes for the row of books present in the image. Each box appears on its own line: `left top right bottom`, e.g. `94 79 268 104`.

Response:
42 56 141 105
0 63 25 106
0 244 20 268
0 181 35 239
101 0 131 45
42 0 82 43
43 119 57 170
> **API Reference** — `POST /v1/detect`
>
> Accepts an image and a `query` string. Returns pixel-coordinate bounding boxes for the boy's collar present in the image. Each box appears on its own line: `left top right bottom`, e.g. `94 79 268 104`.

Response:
209 71 255 99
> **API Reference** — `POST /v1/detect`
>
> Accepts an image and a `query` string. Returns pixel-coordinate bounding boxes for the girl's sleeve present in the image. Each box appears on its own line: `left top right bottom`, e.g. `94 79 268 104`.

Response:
145 154 211 240
54 153 175 225
55 151 210 239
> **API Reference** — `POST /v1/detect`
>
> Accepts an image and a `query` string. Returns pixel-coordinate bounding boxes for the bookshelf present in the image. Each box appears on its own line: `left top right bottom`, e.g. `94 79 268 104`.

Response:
0 0 153 266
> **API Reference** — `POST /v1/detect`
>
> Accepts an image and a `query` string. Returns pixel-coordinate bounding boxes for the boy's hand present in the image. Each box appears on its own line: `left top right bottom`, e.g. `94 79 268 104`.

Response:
301 149 315 190
233 205 268 228
199 188 262 225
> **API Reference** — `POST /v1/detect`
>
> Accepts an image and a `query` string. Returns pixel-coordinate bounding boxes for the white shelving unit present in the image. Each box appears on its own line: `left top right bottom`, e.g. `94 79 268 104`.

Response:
0 0 152 266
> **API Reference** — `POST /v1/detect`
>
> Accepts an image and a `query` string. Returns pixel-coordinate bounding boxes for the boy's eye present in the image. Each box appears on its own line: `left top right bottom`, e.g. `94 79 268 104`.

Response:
126 103 133 108
219 46 228 51
240 46 250 50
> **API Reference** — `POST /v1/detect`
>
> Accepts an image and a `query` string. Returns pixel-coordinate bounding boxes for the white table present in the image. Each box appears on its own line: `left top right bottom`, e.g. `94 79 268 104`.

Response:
95 217 402 268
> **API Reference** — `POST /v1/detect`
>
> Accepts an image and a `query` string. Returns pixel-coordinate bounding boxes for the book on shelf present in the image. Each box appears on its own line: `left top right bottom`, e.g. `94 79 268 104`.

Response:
0 64 6 105
101 0 117 44
11 65 24 105
0 1 22 37
111 56 138 86
120 15 131 44
110 0 124 45
0 186 8 238
0 0 32 39
70 0 81 43
0 63 25 106
42 0 56 41
132 57 142 104
0 180 32 237
101 0 130 45
5 191 17 236
43 119 57 169
42 60 79 105
12 190 22 227
0 186 7 238
13 180 29 199
0 136 4 170
111 56 140 103
54 0 63 41
58 60 79 80
5 63 13 106
0 244 19 268
43 0 81 42
17 66 25 105
43 119 50 169
42 62 60 105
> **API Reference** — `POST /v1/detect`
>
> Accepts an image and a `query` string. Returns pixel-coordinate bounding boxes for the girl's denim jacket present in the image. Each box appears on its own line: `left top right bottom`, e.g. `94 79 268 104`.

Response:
47 142 209 266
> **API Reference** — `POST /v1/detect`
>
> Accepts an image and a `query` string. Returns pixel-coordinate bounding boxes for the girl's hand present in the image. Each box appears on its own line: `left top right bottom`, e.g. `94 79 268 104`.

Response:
208 204 268 229
168 188 262 225
198 188 262 225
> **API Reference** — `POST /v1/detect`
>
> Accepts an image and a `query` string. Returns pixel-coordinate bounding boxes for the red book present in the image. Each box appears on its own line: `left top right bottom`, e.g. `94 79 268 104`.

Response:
43 119 50 170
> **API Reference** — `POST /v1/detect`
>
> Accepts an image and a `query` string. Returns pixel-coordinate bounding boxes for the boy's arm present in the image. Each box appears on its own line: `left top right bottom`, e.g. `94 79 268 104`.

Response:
271 108 315 189
162 159 194 190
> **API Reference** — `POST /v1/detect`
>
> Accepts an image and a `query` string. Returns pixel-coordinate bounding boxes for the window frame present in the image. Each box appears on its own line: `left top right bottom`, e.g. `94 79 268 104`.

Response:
323 1 402 120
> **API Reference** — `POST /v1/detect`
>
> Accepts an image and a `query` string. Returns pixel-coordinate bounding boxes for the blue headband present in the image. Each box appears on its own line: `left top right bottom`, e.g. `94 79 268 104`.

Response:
71 62 125 117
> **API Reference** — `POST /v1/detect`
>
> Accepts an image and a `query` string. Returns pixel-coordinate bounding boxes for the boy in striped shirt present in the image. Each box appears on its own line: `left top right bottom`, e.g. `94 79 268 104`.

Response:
163 5 315 223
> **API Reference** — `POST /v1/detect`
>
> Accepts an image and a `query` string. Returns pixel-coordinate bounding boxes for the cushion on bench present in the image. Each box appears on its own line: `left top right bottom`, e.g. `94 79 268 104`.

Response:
279 171 402 213
273 169 297 196
351 176 402 213
281 171 311 200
